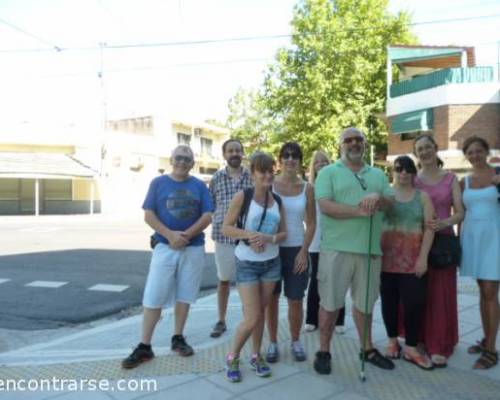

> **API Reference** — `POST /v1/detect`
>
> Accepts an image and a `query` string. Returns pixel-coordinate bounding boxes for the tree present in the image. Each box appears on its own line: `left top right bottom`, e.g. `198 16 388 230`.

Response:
261 0 416 162
227 87 282 156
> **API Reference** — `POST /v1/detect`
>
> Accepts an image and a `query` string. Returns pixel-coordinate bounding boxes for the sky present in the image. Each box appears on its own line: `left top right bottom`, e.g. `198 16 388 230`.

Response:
0 0 499 131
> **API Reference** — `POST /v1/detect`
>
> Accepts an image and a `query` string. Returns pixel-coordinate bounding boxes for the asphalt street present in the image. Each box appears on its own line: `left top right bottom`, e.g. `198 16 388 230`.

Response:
0 214 218 330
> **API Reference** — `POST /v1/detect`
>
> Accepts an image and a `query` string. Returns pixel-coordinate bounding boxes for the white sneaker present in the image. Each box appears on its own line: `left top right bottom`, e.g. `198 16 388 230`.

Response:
335 326 346 334
304 324 317 332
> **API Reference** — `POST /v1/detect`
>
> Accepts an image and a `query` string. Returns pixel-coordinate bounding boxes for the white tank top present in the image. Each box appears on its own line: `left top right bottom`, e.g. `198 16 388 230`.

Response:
235 199 281 262
309 201 321 253
274 182 307 247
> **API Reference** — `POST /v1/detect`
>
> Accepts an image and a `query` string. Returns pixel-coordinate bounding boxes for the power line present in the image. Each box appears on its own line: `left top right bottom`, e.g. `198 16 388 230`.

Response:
0 17 62 51
1 12 500 54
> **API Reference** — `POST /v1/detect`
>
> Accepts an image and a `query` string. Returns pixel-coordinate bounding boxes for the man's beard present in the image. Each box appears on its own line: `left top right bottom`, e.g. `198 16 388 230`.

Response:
345 149 364 163
228 156 242 168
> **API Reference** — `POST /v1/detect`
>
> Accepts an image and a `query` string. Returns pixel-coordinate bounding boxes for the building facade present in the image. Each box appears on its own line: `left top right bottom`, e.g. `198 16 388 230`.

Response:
0 116 230 215
385 45 500 172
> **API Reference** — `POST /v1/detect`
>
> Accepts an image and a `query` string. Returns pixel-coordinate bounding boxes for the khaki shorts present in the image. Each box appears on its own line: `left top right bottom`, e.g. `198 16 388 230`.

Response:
215 242 236 281
318 250 381 314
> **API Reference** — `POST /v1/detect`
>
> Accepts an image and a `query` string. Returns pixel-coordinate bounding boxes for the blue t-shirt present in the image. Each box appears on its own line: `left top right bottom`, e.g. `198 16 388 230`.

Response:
142 175 214 246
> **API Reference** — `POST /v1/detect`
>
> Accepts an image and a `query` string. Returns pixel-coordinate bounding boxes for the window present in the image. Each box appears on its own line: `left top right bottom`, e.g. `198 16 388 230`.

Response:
200 137 213 156
43 180 72 200
400 131 430 141
0 179 19 200
199 167 218 174
177 133 191 145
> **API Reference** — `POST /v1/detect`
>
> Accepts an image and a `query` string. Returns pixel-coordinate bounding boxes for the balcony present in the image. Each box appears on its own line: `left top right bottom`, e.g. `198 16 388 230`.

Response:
390 67 494 98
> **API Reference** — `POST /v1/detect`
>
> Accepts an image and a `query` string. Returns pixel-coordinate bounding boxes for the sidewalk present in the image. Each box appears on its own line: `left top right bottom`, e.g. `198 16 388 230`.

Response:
0 277 499 400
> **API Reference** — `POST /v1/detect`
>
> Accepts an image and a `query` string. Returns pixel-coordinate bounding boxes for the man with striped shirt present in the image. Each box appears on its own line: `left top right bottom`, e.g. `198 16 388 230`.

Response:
209 139 253 338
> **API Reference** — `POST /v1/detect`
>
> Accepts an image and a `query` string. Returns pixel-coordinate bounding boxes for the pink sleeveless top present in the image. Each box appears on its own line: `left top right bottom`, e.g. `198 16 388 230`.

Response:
414 172 455 235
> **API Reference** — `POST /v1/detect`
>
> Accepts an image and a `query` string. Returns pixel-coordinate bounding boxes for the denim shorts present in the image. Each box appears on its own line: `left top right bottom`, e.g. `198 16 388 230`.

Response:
236 256 281 286
273 246 310 300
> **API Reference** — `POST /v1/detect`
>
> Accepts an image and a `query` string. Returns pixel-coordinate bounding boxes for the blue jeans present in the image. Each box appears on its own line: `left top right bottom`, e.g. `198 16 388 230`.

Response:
236 256 281 286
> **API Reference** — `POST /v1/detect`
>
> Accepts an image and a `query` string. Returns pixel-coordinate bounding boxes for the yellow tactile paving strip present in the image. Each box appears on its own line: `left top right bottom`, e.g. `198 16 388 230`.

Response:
1 320 498 400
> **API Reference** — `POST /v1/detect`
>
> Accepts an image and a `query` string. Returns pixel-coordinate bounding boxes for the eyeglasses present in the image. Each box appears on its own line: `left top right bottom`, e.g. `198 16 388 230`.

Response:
354 173 367 191
282 152 301 160
343 136 364 145
174 155 193 163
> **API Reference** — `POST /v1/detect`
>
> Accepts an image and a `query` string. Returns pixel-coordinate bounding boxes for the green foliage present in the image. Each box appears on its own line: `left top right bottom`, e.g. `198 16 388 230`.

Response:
227 0 417 163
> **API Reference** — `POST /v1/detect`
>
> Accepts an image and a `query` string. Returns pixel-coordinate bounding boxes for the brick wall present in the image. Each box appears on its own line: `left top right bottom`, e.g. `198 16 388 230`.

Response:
388 103 500 156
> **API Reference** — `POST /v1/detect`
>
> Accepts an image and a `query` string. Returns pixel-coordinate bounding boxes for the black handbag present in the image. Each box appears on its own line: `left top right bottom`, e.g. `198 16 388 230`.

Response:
428 233 461 269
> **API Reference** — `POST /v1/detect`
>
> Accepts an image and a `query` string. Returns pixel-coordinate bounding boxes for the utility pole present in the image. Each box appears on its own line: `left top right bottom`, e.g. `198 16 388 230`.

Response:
98 42 107 176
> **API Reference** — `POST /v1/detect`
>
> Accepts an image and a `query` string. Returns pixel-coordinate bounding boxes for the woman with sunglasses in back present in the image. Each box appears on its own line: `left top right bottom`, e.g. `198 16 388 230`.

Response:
460 136 500 370
265 142 316 363
413 134 464 368
381 156 435 370
305 150 346 334
222 152 287 382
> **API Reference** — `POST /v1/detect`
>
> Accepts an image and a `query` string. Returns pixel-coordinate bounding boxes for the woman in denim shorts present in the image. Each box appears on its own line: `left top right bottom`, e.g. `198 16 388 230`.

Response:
221 152 288 382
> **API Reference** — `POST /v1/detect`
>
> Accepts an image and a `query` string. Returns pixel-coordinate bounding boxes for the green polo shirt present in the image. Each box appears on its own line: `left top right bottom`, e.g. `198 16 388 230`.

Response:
315 160 393 256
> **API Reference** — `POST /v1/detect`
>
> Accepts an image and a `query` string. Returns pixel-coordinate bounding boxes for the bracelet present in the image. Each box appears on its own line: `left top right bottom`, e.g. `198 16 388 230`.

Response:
272 234 276 244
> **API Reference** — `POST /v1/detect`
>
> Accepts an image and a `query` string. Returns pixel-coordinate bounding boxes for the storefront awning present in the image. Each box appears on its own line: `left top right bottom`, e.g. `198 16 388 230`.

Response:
391 109 433 134
0 152 97 179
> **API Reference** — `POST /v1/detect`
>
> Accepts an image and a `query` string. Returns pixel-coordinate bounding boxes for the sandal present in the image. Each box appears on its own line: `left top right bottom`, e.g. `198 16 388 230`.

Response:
385 342 402 359
431 354 448 368
403 351 433 371
468 338 486 354
360 348 395 370
473 350 498 370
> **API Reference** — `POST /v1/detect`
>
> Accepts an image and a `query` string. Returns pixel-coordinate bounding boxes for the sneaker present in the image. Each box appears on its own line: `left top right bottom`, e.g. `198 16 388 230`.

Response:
313 351 332 375
265 342 279 363
291 341 307 361
225 356 242 382
171 335 194 357
121 344 154 369
210 321 227 338
304 324 317 332
250 354 272 377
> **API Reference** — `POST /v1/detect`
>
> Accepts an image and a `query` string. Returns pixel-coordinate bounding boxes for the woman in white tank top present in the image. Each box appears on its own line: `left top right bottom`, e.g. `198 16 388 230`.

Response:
222 152 287 382
265 142 316 363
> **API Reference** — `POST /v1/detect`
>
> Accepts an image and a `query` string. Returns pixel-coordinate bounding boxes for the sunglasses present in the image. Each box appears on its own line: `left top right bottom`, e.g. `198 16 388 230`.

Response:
354 173 367 191
174 155 193 164
282 151 301 160
343 136 364 145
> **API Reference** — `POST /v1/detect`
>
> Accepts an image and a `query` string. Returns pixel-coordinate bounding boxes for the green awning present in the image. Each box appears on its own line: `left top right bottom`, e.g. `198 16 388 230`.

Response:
389 47 463 64
391 109 433 134
390 66 494 97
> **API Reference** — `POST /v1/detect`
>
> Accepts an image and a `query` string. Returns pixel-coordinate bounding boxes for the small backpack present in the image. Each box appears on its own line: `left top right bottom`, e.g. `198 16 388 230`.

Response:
236 187 282 244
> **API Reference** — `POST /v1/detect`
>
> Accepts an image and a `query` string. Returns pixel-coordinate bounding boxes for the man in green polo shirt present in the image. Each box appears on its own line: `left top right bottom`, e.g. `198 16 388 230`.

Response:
313 127 394 375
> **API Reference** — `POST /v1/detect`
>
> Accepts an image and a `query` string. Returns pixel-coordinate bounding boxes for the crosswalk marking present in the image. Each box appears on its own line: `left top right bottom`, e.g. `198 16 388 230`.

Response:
0 279 11 284
88 284 129 293
25 281 68 288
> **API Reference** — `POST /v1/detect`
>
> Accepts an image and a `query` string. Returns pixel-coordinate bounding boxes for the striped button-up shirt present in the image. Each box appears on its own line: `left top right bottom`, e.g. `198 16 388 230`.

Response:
209 166 253 244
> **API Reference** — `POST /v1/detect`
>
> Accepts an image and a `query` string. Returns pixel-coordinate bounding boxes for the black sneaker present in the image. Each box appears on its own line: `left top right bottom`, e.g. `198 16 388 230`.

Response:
313 351 332 375
121 344 154 369
171 334 194 357
210 321 227 338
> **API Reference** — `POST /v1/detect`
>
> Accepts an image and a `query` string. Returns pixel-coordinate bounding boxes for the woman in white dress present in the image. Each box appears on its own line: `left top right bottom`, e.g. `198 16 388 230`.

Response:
460 135 500 370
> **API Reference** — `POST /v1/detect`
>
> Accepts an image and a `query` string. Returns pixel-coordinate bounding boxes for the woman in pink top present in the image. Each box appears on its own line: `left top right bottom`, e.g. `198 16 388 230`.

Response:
413 134 464 367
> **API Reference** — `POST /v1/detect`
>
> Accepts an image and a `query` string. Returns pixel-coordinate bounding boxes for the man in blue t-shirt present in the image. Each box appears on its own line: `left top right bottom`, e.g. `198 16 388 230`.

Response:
122 145 213 369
